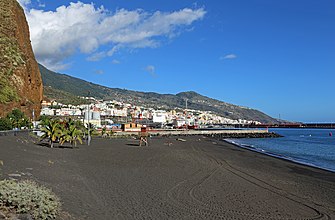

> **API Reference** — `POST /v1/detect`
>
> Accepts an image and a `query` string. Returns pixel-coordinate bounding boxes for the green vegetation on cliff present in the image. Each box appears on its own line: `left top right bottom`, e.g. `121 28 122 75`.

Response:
0 0 43 118
0 77 19 103
0 0 23 103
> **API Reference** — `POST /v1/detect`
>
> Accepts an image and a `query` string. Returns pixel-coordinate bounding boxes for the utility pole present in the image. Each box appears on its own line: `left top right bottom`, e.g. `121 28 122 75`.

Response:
32 109 35 132
87 91 91 146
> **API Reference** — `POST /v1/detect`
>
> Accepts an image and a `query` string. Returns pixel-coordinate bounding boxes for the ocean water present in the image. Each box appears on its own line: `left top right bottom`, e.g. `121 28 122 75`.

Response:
226 128 335 172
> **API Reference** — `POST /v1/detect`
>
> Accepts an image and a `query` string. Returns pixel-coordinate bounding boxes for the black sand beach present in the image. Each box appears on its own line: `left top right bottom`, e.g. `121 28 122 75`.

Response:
1 135 334 219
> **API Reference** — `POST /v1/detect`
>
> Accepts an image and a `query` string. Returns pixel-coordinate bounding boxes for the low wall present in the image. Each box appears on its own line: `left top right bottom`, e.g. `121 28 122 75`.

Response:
0 130 32 137
113 129 282 138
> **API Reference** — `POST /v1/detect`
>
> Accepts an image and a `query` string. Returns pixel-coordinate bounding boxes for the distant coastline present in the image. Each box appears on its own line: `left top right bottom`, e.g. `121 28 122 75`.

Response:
238 122 335 129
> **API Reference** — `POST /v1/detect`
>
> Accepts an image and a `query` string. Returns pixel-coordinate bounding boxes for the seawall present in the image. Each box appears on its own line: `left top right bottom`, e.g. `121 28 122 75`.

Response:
114 129 282 138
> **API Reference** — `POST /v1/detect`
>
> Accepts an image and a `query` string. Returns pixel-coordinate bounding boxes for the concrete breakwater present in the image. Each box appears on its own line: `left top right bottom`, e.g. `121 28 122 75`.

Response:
114 129 282 138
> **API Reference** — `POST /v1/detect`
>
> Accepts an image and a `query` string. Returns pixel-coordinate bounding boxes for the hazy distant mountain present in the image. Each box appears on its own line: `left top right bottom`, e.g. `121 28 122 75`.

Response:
39 64 278 123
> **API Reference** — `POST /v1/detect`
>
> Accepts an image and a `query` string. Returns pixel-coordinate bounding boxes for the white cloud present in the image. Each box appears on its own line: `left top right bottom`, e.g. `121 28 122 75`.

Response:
17 0 30 7
94 70 104 75
87 52 107 62
112 59 120 64
220 54 237 60
46 61 72 72
17 0 45 8
86 45 121 62
23 1 206 70
37 0 45 8
145 65 157 77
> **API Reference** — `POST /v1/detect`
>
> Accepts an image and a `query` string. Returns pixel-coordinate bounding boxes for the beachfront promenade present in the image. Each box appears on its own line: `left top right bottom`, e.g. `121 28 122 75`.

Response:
114 128 281 138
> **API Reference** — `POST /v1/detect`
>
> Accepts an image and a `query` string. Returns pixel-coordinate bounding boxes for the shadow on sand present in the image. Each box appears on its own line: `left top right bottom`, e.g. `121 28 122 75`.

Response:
37 142 78 149
126 143 141 147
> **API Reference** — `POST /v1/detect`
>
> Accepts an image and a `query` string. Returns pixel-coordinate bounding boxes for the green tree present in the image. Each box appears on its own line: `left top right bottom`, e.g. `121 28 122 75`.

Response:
6 109 30 129
84 123 96 136
40 119 62 148
38 115 51 126
0 117 12 131
60 123 83 147
59 119 83 147
74 120 84 130
109 129 115 138
101 126 107 138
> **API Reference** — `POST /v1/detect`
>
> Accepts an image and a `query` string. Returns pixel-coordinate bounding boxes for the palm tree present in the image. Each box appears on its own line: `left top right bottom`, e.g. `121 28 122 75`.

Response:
84 123 96 136
60 123 83 147
74 120 85 131
101 126 107 138
40 119 61 148
38 115 51 127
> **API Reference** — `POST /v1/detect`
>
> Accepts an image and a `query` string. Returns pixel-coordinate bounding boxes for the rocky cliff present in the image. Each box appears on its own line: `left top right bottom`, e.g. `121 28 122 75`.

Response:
0 0 43 118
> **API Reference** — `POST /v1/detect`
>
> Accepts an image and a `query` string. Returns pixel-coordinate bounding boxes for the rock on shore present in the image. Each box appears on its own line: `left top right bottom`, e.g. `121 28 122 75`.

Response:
206 131 283 139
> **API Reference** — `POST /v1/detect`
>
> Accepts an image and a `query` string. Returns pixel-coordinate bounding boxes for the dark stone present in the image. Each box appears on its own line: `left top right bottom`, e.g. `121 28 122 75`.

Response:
0 211 6 219
205 132 283 139
15 214 33 220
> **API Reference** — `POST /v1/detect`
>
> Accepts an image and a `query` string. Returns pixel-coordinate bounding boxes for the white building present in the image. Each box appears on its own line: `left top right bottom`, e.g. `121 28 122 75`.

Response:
84 110 101 128
58 108 81 116
152 110 167 123
172 118 187 128
40 108 55 116
111 108 127 117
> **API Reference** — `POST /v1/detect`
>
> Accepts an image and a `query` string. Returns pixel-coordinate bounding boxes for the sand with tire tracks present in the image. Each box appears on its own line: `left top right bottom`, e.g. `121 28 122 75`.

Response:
0 135 334 219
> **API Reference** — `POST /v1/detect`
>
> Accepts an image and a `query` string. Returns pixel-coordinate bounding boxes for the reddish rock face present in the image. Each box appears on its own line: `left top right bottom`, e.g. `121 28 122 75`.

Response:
0 0 43 118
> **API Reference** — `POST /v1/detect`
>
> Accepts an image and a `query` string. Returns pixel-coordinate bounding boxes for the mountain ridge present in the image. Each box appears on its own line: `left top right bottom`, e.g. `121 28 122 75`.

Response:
39 64 278 123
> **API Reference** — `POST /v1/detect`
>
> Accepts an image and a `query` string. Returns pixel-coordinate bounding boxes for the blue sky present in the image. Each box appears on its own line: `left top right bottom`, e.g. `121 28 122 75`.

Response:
19 0 335 122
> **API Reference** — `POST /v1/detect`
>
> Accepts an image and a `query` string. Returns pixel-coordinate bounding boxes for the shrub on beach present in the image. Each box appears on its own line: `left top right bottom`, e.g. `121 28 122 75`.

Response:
40 118 90 147
40 119 62 148
0 179 61 219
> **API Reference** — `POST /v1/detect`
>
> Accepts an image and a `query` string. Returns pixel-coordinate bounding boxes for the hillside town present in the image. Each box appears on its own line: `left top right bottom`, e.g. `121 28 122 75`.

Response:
40 96 262 130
